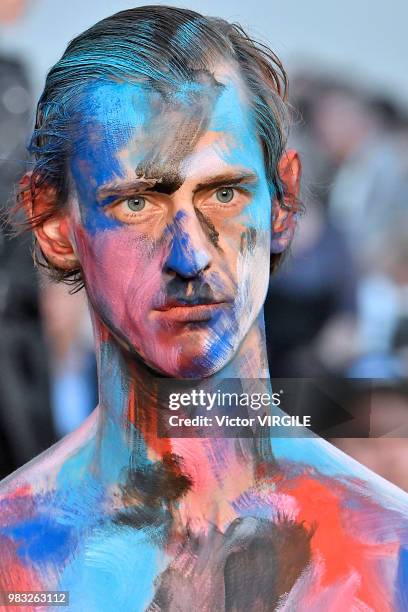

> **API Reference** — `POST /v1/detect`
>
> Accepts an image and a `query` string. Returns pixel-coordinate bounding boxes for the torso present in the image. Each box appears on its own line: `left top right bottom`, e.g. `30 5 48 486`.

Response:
1 426 408 611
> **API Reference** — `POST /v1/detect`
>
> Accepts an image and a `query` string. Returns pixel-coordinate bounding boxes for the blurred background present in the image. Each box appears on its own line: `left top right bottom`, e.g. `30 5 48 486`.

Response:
1 0 408 488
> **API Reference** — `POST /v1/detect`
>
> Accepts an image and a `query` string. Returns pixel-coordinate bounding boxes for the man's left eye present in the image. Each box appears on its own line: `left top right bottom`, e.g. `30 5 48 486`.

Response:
126 196 146 212
215 188 234 203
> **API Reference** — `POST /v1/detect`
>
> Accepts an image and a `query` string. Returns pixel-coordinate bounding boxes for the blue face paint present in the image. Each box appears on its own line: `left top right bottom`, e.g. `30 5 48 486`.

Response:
205 79 274 231
164 210 211 279
70 82 155 234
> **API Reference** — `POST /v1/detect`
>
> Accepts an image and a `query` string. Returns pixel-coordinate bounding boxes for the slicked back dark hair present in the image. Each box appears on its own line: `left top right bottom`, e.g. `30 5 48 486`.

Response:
16 5 294 288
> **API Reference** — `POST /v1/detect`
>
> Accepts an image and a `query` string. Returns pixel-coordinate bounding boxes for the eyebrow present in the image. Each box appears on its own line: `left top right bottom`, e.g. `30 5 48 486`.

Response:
192 171 259 194
97 178 161 203
96 170 259 203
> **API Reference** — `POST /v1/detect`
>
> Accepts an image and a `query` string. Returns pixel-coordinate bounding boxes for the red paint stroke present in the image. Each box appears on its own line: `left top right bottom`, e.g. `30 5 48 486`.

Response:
0 536 43 612
276 474 397 610
127 365 173 458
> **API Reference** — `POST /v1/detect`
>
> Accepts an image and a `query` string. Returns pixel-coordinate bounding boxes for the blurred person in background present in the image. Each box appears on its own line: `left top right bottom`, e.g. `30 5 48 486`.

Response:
311 80 408 377
264 73 359 378
0 0 55 477
265 71 408 380
313 82 408 262
350 212 408 378
264 196 359 377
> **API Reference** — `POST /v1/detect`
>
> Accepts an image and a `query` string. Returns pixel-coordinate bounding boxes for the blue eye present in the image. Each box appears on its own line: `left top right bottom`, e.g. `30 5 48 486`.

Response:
215 188 234 203
126 196 146 211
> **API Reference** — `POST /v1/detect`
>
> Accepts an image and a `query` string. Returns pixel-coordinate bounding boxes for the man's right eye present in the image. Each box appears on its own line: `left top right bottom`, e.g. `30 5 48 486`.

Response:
126 196 146 212
107 195 154 224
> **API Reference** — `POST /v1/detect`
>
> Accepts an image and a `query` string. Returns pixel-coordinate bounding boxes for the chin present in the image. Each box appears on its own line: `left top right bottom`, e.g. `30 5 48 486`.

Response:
114 320 238 378
172 360 221 379
173 340 236 379
167 361 225 380
142 341 232 379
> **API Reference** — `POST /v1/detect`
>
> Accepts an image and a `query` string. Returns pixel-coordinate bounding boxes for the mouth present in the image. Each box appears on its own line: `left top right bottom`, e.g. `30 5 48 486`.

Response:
153 301 231 323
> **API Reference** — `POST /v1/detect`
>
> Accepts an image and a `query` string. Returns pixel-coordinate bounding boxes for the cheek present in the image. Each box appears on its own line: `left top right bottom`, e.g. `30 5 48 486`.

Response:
74 225 166 321
214 208 270 278
235 228 270 318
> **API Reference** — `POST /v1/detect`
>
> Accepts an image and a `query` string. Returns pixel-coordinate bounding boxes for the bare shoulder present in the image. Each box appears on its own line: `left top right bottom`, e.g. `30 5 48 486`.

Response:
0 408 98 545
0 410 99 587
0 408 98 502
275 435 408 515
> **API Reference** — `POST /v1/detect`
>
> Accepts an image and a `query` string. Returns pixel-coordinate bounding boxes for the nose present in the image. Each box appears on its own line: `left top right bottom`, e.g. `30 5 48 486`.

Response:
164 210 212 279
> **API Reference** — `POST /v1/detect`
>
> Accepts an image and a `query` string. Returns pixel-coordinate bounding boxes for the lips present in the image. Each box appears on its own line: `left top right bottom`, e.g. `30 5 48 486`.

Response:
153 300 230 322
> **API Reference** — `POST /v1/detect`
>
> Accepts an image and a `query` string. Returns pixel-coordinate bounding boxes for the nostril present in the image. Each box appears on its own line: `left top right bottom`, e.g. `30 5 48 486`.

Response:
164 230 211 279
164 248 211 279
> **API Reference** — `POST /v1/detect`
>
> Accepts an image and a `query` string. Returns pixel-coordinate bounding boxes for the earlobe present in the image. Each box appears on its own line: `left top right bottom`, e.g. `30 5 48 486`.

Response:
20 173 79 270
270 149 301 254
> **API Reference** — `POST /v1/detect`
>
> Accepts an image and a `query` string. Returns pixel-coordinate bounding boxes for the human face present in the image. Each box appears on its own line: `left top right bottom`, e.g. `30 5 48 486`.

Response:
68 68 273 377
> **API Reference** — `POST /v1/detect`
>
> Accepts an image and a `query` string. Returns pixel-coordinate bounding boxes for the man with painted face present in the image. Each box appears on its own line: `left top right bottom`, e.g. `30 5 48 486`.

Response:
0 7 408 611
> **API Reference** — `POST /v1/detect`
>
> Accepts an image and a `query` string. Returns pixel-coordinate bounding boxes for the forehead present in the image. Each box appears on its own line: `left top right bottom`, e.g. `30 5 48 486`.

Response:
70 74 265 185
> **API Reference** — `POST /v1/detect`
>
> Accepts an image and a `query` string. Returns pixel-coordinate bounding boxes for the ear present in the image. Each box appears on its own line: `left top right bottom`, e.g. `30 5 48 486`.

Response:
20 173 79 270
270 149 301 254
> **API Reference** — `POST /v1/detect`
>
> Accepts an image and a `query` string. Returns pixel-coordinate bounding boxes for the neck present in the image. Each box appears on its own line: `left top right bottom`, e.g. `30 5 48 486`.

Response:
87 311 276 529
